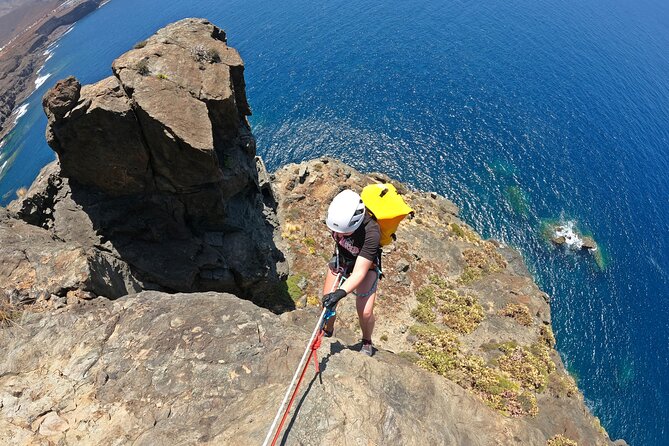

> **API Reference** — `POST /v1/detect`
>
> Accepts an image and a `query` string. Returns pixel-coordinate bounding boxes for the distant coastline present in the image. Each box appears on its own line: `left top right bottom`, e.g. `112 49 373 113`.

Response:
0 0 107 141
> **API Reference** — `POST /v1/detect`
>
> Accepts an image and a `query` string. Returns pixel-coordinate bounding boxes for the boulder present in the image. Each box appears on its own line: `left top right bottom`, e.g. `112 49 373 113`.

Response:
42 18 255 204
551 235 566 245
41 76 81 121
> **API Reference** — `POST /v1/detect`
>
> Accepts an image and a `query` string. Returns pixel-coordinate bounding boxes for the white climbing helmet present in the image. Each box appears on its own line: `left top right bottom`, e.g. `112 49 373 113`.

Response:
326 190 366 233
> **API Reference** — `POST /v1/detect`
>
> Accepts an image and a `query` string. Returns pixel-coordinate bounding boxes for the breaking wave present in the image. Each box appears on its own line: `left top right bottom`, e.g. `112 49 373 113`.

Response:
11 104 29 126
553 220 584 250
34 73 52 89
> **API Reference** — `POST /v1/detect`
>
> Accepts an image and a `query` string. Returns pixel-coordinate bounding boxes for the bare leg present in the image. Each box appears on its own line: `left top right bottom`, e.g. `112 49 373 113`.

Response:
355 270 378 342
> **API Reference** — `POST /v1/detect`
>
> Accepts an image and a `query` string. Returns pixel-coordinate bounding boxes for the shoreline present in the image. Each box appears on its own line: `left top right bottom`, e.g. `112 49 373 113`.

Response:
0 0 106 141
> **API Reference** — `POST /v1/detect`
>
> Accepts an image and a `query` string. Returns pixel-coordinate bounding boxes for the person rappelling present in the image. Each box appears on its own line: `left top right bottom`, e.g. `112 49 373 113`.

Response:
321 189 383 356
263 184 412 445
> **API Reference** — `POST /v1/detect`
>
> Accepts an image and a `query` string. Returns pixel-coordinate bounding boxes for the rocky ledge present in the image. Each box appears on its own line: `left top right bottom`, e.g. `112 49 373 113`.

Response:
0 18 626 446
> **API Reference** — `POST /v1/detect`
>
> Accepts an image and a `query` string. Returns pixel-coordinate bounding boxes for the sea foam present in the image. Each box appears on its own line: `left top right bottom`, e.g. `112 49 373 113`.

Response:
553 221 583 249
35 73 52 90
11 104 29 126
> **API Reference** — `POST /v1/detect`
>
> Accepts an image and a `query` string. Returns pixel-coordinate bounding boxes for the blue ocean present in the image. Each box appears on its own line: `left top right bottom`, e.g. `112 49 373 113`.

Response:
1 0 667 443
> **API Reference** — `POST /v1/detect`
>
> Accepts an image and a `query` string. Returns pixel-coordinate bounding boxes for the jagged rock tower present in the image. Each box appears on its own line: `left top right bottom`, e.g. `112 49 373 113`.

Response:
5 19 286 303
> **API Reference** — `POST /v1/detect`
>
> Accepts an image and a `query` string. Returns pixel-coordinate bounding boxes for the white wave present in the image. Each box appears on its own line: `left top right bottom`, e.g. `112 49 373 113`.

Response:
46 42 60 53
11 104 29 126
0 160 7 176
35 73 52 89
43 47 54 63
553 221 583 249
60 24 75 38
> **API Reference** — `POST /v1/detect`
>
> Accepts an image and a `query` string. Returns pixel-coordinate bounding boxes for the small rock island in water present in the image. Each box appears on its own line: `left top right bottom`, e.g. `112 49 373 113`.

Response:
549 221 598 252
545 220 606 270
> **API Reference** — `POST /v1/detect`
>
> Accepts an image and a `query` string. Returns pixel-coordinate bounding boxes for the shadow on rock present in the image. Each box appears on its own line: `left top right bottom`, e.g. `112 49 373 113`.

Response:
2 19 291 312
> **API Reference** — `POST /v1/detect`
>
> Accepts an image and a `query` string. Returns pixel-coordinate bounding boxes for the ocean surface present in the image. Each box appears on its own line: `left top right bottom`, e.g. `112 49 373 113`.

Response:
1 0 668 443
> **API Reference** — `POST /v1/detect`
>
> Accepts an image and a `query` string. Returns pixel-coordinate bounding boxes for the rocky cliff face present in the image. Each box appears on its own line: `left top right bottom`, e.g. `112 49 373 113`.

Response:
0 18 626 446
3 19 286 303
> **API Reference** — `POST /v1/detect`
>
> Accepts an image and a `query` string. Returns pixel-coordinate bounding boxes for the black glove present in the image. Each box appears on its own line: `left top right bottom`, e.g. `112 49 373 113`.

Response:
322 289 347 309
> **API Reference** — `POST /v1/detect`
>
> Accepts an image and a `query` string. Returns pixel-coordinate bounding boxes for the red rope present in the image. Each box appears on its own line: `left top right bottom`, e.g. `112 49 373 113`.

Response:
270 329 325 446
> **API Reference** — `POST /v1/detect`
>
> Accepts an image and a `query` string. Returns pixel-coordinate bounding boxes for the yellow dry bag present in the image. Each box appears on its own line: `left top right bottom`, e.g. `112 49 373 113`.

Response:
361 183 414 246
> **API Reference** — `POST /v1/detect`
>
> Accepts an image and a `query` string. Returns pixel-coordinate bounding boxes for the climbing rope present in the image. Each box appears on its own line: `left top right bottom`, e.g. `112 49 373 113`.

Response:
262 275 341 446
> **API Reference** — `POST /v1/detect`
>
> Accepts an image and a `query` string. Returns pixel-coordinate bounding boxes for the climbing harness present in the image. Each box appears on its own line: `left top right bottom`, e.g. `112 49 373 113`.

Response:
262 275 341 446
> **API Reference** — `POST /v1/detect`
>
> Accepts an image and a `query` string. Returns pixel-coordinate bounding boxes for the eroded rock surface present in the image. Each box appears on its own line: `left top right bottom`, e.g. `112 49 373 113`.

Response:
1 19 287 304
0 292 587 445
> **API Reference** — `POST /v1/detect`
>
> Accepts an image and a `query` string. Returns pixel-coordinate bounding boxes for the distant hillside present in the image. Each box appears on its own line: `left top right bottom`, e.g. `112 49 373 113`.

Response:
0 0 64 47
0 0 104 137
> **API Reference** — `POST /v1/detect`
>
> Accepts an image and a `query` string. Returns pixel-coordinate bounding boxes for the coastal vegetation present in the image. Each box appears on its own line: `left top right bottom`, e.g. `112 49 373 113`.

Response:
409 275 547 417
191 44 221 63
499 303 533 326
457 243 507 285
407 270 578 418
136 58 149 76
546 434 578 446
418 275 485 334
448 222 479 244
408 324 541 417
285 273 306 304
0 299 20 327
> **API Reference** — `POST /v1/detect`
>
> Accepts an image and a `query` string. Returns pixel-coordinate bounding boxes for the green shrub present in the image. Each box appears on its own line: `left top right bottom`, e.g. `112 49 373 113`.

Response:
438 290 484 334
457 267 482 285
136 59 150 76
416 286 436 305
0 300 20 327
411 303 436 324
496 343 556 391
546 434 578 446
285 274 305 303
411 325 460 375
540 325 556 347
547 372 579 398
428 274 450 288
450 222 465 238
206 48 221 63
499 303 533 326
191 45 221 63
